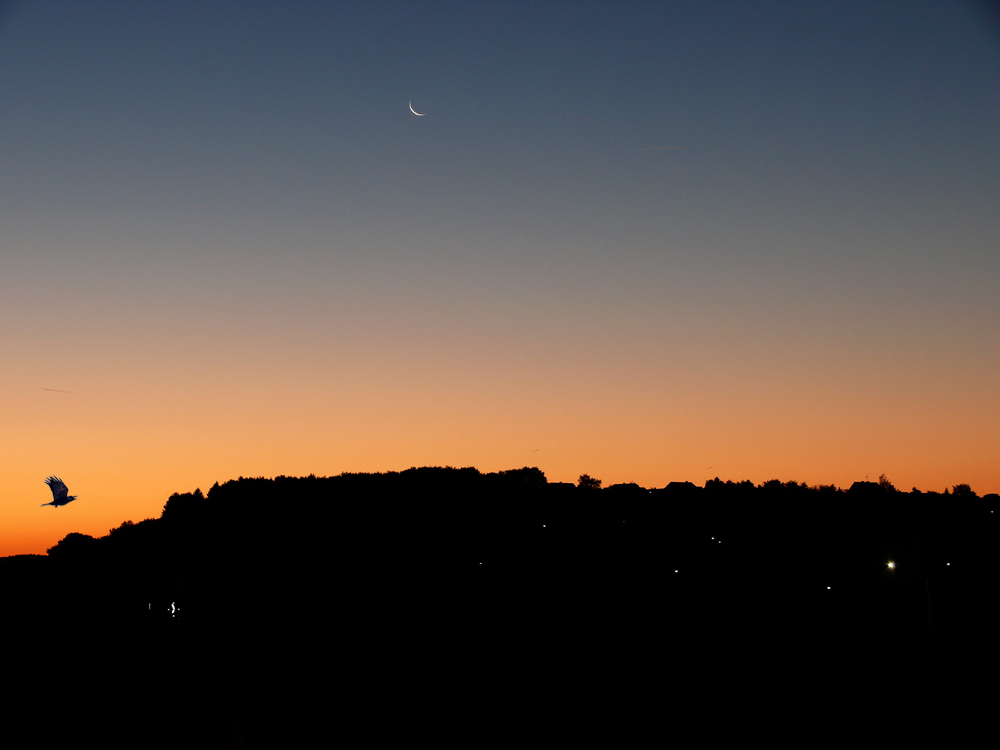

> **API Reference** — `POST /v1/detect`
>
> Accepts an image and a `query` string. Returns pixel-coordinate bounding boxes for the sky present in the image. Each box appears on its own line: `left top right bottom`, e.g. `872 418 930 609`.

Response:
1 0 998 555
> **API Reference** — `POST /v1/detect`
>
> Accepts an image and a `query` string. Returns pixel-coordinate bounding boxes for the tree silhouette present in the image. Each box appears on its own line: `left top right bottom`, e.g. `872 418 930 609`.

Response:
951 483 976 498
496 466 548 490
46 531 98 558
7 464 999 745
160 488 206 526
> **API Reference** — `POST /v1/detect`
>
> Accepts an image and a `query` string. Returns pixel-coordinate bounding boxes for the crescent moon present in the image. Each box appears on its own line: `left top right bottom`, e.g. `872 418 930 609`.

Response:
409 101 426 116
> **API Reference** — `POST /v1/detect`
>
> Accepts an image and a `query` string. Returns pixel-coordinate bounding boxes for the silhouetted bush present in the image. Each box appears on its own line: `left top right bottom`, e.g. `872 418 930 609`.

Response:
46 531 99 558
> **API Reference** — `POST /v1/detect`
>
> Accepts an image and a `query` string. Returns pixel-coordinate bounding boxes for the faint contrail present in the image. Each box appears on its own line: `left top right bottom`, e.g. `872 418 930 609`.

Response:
43 388 75 393
634 146 679 150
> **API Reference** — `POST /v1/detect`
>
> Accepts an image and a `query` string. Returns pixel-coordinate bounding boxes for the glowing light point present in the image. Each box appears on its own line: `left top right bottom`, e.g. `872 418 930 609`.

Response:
887 561 895 569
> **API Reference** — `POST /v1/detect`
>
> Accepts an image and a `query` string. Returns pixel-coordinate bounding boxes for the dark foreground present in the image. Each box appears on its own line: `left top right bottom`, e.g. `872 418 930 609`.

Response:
4 469 997 746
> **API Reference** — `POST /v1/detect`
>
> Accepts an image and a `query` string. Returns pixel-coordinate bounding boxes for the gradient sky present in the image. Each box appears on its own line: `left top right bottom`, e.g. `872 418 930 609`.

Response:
2 0 998 555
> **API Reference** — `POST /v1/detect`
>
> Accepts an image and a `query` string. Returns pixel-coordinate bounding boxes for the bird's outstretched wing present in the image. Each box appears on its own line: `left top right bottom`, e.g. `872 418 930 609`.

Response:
45 476 69 502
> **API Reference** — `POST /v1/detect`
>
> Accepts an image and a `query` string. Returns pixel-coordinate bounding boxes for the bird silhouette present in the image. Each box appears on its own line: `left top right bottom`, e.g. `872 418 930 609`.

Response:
42 477 77 508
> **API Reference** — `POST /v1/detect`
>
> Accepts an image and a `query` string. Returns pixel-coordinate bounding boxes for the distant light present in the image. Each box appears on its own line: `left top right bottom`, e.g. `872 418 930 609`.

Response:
543 524 546 528
674 570 678 573
827 587 831 590
946 563 950 566
887 562 895 569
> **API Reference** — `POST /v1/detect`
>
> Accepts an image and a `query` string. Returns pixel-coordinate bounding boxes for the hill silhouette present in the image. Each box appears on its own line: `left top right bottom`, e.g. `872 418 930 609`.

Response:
4 466 998 746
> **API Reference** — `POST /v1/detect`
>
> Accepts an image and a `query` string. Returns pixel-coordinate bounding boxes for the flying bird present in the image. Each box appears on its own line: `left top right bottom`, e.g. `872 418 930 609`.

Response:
42 477 77 508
